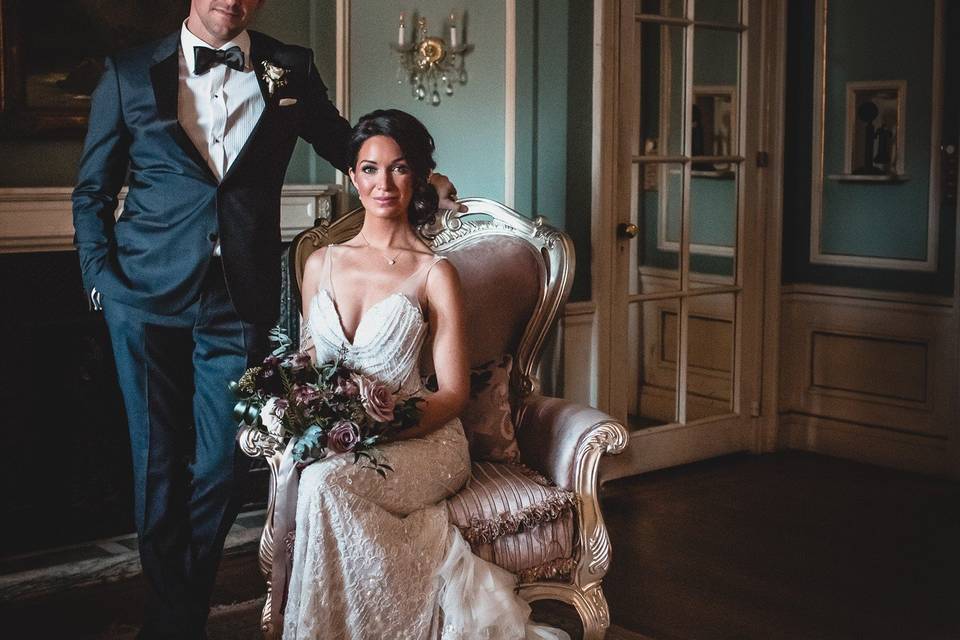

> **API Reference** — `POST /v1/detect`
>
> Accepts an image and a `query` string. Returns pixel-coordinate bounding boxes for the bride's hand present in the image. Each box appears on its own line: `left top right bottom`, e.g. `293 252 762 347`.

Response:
429 172 467 212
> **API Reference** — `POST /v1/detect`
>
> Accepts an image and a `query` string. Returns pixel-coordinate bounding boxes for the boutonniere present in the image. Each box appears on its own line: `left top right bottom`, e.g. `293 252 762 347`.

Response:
261 61 289 97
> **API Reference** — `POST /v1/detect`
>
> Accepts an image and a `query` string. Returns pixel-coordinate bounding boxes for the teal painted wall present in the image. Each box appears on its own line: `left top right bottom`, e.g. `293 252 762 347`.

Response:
349 0 506 201
782 0 957 295
513 0 594 301
348 0 593 300
819 0 934 260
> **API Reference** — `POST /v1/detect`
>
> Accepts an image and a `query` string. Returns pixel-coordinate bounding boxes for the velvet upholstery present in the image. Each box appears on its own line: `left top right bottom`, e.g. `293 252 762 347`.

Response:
517 396 619 492
421 236 541 373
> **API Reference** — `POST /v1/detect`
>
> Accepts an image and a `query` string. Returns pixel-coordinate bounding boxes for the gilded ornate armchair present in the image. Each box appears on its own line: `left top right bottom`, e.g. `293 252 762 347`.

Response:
239 198 628 638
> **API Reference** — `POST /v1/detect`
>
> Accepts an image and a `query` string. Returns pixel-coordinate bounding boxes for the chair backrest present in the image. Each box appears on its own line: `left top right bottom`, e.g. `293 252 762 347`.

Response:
289 198 574 400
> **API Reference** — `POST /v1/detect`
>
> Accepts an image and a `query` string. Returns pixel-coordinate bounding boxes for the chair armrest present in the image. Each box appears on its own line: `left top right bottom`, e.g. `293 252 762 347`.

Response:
236 424 285 637
516 395 628 492
516 395 628 594
238 424 284 460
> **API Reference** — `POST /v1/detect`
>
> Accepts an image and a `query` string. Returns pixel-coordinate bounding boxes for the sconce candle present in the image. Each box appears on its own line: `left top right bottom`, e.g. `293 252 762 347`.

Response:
390 11 472 107
398 13 407 46
449 12 459 48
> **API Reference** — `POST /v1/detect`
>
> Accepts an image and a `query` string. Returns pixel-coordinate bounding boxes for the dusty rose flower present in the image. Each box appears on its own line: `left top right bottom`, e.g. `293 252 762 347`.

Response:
356 375 396 423
328 420 361 453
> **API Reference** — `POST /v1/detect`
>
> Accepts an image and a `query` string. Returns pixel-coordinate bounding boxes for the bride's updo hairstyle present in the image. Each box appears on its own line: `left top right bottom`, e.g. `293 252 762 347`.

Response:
347 109 440 227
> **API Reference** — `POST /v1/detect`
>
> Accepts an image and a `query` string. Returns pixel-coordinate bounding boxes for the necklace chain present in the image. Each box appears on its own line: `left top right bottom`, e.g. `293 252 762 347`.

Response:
359 231 403 266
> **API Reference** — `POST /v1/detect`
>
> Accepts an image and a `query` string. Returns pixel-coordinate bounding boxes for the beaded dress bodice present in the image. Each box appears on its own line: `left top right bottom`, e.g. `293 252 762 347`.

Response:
306 244 444 398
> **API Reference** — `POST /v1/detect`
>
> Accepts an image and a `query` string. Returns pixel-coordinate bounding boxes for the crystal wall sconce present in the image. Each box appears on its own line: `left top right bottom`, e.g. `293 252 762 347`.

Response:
391 11 473 106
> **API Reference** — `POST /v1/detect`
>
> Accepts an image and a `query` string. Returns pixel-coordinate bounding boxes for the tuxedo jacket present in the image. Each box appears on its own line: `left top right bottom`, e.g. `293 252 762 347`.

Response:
73 30 350 324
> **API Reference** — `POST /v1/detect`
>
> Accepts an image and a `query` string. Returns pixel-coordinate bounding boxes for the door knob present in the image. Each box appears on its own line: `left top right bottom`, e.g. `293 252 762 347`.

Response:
617 222 639 239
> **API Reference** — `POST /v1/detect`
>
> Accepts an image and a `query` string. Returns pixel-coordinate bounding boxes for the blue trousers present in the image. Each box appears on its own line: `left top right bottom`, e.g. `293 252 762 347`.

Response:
103 259 271 639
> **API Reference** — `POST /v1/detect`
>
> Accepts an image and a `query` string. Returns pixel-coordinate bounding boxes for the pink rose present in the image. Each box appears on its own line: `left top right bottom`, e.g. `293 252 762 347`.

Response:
355 375 396 423
328 420 361 453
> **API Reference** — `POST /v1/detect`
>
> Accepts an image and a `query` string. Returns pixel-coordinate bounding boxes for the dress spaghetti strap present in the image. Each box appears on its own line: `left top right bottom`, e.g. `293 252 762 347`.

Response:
398 254 447 316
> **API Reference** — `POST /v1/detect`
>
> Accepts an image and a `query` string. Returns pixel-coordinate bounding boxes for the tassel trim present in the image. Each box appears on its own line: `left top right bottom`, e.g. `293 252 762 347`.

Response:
458 492 578 546
516 556 577 583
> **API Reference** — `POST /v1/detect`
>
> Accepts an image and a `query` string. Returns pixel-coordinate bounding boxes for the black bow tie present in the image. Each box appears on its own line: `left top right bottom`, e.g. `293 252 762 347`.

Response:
193 45 245 75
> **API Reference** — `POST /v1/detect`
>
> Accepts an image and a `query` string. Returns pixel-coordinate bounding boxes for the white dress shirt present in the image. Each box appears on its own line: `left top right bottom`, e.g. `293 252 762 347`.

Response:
178 22 264 182
178 22 265 257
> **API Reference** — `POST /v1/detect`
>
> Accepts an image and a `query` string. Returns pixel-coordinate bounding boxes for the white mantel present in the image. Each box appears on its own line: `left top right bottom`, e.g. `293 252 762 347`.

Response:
0 185 340 253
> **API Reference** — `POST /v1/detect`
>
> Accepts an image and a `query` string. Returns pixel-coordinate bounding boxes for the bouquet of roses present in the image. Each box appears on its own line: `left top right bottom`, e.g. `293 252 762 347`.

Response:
231 330 422 475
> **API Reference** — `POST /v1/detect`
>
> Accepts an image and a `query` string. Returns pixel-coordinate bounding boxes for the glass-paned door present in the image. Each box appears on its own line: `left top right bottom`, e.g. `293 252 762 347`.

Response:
612 0 764 469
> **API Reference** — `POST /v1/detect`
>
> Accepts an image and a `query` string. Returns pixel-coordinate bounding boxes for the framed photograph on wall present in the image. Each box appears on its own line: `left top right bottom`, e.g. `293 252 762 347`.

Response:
0 0 189 138
843 80 907 177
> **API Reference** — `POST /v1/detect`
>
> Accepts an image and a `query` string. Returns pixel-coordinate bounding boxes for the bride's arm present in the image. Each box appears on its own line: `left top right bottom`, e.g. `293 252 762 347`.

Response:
392 259 469 440
299 247 327 362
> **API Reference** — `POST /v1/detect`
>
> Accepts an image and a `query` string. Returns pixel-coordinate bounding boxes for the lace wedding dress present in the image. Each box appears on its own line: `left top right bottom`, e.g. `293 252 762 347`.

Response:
278 246 569 640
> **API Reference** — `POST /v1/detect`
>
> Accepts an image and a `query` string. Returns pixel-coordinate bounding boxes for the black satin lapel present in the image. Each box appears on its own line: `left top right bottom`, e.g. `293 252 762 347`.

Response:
149 46 217 183
149 49 180 122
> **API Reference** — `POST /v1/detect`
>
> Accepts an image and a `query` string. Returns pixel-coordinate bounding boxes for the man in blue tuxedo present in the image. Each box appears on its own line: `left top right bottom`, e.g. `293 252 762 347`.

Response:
72 1 458 637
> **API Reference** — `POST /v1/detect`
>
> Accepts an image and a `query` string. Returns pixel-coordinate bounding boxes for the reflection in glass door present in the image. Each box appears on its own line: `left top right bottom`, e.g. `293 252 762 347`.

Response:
615 0 760 451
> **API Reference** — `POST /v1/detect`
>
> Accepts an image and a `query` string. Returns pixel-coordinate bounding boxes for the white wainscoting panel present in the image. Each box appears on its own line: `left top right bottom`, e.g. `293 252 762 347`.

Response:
779 286 957 476
561 301 597 408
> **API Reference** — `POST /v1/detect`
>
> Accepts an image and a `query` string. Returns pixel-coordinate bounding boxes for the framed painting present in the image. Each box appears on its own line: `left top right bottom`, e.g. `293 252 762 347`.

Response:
0 0 189 138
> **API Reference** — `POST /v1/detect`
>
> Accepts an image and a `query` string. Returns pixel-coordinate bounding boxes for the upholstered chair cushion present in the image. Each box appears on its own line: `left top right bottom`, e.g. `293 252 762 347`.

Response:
421 236 541 372
446 461 577 583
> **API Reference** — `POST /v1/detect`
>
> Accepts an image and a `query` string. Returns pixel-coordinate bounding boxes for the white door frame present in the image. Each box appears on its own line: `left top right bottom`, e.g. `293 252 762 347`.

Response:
593 0 788 480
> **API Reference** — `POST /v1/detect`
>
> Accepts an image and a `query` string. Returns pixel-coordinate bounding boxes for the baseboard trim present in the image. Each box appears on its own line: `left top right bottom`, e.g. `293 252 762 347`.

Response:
778 413 953 477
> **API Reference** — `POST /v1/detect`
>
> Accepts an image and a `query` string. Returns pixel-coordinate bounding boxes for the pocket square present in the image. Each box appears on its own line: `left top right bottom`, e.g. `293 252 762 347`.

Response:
279 98 298 106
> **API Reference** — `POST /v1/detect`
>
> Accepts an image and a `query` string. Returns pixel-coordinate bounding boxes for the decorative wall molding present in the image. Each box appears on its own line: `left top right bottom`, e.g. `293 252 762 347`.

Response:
562 302 597 408
809 0 944 271
781 283 953 308
779 289 957 476
335 0 352 215
0 185 340 254
504 0 517 207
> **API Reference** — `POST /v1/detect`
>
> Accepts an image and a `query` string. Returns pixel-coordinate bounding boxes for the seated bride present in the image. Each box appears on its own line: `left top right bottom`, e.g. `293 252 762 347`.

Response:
272 109 569 640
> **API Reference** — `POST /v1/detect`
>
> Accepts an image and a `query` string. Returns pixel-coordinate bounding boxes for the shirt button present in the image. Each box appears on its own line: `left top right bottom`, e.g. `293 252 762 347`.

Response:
208 232 219 242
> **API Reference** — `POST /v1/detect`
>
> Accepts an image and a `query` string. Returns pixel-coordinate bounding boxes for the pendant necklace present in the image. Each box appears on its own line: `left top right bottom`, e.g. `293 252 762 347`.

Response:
359 230 403 266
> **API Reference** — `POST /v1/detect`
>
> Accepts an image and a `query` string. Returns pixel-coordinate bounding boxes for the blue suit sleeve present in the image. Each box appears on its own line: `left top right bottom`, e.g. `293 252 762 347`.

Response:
297 48 352 173
72 56 131 294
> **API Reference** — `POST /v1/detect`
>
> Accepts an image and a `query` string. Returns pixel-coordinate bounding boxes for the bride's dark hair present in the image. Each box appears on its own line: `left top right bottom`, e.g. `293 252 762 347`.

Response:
347 109 439 227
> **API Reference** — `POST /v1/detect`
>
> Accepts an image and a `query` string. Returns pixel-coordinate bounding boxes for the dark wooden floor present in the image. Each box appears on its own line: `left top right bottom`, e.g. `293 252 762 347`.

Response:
601 451 960 640
4 451 959 639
